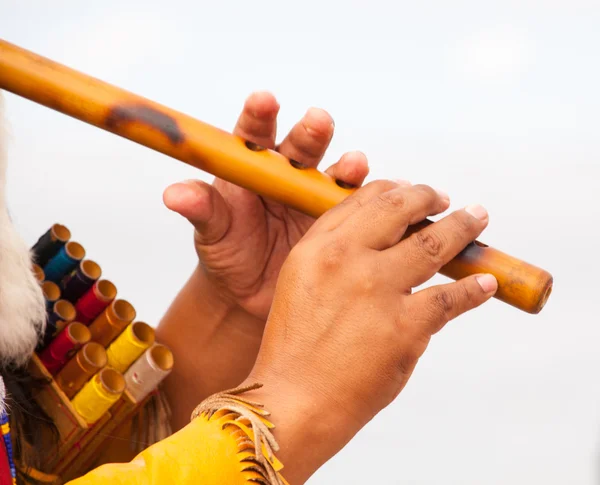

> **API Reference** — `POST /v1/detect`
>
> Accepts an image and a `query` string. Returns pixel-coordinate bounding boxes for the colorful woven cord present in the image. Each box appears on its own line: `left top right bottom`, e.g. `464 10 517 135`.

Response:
0 412 16 485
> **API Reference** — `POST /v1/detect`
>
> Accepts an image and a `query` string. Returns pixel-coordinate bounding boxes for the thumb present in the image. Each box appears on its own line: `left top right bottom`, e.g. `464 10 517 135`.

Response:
163 180 232 245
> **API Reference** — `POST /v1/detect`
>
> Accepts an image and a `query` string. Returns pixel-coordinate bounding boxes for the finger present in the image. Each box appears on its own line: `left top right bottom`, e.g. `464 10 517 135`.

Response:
385 205 489 289
307 179 403 235
408 273 498 335
276 107 335 167
233 91 280 148
163 180 232 246
324 151 370 189
335 184 450 250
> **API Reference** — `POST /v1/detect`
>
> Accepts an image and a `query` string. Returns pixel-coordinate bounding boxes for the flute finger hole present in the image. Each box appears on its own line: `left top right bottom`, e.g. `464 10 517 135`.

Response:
335 179 356 189
289 158 308 169
244 140 266 151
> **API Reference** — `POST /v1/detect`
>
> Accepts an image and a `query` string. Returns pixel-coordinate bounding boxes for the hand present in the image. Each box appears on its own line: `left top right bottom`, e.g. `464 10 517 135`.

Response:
163 92 369 320
242 181 498 484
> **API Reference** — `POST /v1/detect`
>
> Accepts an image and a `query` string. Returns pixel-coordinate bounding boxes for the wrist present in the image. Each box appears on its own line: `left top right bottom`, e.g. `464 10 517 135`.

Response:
156 264 266 429
240 370 359 484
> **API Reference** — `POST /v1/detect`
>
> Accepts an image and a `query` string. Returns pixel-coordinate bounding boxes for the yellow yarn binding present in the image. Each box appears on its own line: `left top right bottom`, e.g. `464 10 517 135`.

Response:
71 369 125 424
106 322 154 373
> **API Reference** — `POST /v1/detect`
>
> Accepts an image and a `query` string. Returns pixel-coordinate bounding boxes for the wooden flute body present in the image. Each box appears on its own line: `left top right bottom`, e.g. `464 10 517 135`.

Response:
0 39 553 314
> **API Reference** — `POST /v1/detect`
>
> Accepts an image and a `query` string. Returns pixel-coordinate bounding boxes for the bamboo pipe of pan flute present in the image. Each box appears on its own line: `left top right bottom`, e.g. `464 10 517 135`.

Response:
0 39 553 314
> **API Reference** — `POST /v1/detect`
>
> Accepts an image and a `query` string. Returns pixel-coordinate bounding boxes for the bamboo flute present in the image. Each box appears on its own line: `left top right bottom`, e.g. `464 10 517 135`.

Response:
0 39 553 314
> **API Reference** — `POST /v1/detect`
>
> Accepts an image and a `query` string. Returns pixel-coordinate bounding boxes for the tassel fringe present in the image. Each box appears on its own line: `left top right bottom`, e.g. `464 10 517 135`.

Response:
191 383 285 485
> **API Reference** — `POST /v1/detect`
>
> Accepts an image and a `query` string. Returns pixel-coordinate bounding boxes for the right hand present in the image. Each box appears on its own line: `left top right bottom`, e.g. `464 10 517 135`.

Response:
243 180 498 484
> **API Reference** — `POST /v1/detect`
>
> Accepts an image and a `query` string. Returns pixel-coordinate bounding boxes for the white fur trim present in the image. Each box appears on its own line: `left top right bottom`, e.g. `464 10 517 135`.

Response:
0 92 47 367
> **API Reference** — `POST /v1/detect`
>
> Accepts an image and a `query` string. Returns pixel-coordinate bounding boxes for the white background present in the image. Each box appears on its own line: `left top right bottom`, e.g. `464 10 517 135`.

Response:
1 1 599 483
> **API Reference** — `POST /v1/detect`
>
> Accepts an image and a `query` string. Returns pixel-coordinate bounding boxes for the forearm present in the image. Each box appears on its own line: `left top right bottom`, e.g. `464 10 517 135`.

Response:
156 265 265 430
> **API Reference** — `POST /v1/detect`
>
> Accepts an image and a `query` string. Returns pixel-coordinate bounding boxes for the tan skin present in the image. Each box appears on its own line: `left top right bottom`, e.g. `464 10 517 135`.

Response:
156 92 497 483
242 180 497 483
156 91 372 429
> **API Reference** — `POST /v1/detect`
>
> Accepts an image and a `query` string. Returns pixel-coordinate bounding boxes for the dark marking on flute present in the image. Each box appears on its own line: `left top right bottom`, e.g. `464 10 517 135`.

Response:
289 159 307 169
105 105 184 144
335 179 356 189
457 241 485 262
244 140 266 151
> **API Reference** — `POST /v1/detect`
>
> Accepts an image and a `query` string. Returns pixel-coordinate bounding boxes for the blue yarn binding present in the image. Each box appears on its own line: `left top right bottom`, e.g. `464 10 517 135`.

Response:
43 245 78 283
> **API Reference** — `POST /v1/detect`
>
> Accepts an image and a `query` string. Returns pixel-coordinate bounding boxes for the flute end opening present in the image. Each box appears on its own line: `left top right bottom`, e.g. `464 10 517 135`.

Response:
65 241 86 260
100 368 126 395
42 281 60 302
51 223 71 243
149 344 174 372
81 260 102 280
54 299 76 322
531 274 553 315
83 342 108 369
68 322 91 345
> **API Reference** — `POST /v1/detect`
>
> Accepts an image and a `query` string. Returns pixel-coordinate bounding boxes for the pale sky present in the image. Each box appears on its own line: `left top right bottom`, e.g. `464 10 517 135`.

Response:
1 1 599 484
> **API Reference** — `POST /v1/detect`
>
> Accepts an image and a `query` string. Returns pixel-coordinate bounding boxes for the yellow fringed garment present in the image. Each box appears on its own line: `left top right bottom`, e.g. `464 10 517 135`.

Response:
65 384 288 485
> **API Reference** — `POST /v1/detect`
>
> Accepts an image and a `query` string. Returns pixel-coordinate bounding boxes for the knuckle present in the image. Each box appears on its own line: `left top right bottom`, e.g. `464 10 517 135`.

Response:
432 290 455 317
339 190 364 210
458 283 476 306
293 139 323 160
397 353 415 378
428 285 475 327
357 261 382 294
413 230 445 261
365 179 399 195
394 311 432 375
359 276 376 294
377 189 406 208
317 237 350 270
414 184 436 197
397 336 428 376
413 184 438 203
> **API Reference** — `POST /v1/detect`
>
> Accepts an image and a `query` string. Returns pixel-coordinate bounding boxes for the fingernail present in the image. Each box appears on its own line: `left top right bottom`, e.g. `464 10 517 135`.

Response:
435 188 450 203
465 204 488 221
476 274 498 293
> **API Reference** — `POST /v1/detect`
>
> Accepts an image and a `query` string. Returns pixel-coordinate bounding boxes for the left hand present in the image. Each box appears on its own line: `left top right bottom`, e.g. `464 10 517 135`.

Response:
163 92 370 321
